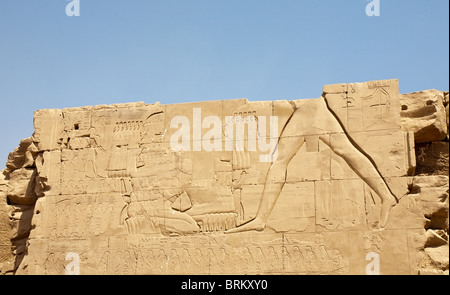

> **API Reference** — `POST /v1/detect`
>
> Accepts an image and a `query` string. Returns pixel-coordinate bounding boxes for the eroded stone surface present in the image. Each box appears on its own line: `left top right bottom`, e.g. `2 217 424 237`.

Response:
415 142 449 176
1 79 448 275
400 90 447 143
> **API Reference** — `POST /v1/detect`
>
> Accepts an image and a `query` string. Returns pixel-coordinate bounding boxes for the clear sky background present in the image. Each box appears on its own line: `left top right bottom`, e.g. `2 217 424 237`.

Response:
0 0 449 168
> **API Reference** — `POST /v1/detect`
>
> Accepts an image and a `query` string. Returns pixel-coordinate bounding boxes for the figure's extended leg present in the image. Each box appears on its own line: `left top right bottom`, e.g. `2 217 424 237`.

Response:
320 133 398 228
226 135 305 233
158 207 200 234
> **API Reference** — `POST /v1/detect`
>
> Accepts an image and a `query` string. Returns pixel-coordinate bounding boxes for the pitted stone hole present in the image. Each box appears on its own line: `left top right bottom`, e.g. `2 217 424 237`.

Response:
74 123 80 130
408 183 421 194
426 100 434 106
36 210 41 215
401 105 408 111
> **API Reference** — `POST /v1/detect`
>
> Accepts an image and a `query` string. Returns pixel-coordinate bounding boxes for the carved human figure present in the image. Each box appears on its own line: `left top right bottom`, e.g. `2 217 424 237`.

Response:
231 248 241 271
99 251 110 275
227 96 398 233
120 194 143 234
267 246 279 273
193 248 205 274
168 249 180 274
216 248 227 273
364 232 383 252
304 245 318 272
291 246 305 273
158 249 167 274
207 248 218 273
146 250 156 274
120 192 199 235
180 248 192 274
241 247 254 274
44 252 56 275
328 249 347 274
122 250 134 275
281 246 292 271
254 247 265 274
317 245 330 272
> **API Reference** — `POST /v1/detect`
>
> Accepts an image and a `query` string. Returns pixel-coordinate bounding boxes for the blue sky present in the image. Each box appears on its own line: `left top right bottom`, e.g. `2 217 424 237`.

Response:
0 0 449 167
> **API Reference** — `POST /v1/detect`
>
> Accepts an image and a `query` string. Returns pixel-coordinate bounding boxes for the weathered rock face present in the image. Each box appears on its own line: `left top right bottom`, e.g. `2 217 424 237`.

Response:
0 79 448 275
0 175 14 273
0 137 39 274
400 90 448 143
415 142 449 176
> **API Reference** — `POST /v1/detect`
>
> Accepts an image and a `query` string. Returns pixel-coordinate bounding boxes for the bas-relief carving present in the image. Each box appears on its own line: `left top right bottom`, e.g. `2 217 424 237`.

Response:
11 79 446 275
26 232 350 275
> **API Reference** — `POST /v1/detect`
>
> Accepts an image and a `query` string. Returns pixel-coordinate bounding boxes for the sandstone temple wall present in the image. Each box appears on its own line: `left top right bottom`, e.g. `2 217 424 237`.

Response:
0 79 448 275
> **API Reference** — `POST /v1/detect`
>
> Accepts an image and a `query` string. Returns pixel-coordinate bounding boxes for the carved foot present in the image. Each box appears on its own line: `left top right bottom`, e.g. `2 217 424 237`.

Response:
225 217 266 234
379 194 398 229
